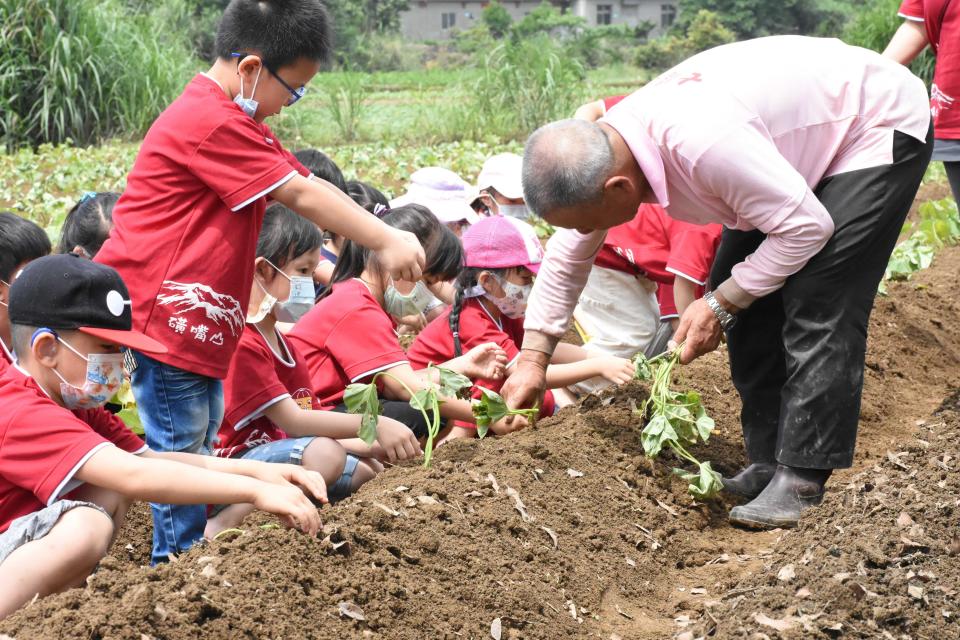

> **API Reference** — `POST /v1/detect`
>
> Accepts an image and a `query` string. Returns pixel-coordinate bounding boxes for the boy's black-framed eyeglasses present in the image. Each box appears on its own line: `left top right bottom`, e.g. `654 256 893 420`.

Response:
231 52 306 106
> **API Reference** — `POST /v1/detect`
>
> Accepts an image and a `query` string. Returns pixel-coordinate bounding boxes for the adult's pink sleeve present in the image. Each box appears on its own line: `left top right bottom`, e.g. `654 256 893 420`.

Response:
694 127 835 308
522 228 606 353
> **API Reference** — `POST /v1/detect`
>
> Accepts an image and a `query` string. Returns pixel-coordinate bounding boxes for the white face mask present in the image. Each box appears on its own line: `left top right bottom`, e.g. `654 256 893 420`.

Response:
498 203 530 220
246 258 291 324
485 275 532 319
275 276 315 323
46 334 124 410
234 66 262 118
0 278 8 308
384 280 434 319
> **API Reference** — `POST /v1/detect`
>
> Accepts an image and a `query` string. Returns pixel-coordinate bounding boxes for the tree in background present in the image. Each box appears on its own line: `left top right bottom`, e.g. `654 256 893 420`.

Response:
674 0 863 39
483 1 513 39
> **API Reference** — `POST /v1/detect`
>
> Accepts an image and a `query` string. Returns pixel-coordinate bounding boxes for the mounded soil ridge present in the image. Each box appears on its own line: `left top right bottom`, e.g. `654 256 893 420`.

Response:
3 248 960 640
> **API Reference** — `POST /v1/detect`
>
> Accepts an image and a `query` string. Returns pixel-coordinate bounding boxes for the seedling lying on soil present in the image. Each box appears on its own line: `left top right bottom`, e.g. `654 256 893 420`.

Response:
633 347 722 500
343 365 473 466
471 387 539 438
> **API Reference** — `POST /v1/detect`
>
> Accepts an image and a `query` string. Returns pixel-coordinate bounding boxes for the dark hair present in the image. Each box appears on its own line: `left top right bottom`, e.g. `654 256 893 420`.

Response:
294 149 347 193
0 212 51 283
56 192 119 258
346 180 389 214
324 204 463 299
215 0 332 69
258 202 322 268
449 266 509 357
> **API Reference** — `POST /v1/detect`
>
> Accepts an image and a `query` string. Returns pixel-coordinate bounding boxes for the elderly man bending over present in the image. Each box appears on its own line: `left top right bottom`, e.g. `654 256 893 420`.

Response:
503 36 932 529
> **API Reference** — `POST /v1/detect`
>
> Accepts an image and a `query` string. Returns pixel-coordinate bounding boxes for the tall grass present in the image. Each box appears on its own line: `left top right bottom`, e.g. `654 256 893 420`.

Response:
843 0 935 85
0 0 196 151
468 35 587 140
323 73 372 142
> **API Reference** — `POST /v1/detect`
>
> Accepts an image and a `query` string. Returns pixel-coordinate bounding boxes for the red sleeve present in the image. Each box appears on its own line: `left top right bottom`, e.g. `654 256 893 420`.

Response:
665 222 722 286
189 117 300 211
657 284 679 319
603 95 627 112
80 409 147 455
262 124 311 178
223 329 291 428
898 0 924 20
327 302 408 383
1 401 116 506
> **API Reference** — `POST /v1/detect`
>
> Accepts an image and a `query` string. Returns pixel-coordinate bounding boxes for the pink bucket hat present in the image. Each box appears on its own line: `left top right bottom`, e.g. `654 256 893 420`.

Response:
462 216 544 274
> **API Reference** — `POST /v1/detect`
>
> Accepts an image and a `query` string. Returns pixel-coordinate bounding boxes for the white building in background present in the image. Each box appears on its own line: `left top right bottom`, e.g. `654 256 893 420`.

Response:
399 0 678 42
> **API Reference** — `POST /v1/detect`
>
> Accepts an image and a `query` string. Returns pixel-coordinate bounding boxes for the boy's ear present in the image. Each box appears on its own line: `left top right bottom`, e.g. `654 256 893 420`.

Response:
32 331 59 368
237 54 263 80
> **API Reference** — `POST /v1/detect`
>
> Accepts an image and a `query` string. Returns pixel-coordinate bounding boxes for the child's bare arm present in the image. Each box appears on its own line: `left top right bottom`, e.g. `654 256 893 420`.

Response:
272 175 424 281
143 448 328 504
75 447 321 534
551 342 591 363
673 276 699 317
541 357 634 389
263 398 421 462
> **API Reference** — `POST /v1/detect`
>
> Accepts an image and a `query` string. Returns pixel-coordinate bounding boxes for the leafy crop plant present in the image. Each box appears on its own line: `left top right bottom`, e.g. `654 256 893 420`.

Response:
633 347 722 500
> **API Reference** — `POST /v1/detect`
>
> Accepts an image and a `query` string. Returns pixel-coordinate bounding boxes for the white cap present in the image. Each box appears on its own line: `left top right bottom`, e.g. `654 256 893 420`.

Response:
476 153 524 200
391 167 479 225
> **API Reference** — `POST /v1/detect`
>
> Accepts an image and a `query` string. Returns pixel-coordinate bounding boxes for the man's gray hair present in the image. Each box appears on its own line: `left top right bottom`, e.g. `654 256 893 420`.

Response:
522 119 615 218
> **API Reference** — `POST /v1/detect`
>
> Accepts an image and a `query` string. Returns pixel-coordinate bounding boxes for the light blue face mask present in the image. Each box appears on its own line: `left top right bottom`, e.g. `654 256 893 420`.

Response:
275 276 315 323
233 66 263 118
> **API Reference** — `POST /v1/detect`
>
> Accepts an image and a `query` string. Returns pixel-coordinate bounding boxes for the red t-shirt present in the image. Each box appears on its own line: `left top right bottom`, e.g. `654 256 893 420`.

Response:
0 339 13 370
288 279 409 409
215 324 320 459
95 74 310 379
0 365 146 533
592 204 722 318
899 0 960 138
408 298 556 428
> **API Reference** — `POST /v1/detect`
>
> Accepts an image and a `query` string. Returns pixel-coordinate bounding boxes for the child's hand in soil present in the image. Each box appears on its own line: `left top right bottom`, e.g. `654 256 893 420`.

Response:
594 355 636 385
376 416 422 462
252 483 321 537
461 342 508 381
253 463 329 505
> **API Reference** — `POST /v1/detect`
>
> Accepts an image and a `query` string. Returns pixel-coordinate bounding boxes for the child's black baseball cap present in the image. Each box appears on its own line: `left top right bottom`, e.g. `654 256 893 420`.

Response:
8 254 167 354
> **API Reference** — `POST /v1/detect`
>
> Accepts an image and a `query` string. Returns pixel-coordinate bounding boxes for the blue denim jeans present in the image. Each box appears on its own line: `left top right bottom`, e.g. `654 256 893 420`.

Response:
130 351 223 565
238 438 360 501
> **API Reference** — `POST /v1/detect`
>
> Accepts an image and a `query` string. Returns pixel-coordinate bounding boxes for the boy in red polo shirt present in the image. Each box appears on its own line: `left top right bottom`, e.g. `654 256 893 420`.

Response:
94 0 424 564
0 255 325 621
0 213 51 369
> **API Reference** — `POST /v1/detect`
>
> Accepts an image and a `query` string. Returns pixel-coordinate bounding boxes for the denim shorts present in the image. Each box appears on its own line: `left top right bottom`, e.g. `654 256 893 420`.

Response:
239 438 360 501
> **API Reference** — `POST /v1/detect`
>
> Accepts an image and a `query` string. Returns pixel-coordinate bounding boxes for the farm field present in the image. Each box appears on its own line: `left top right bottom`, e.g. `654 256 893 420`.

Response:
1 195 958 638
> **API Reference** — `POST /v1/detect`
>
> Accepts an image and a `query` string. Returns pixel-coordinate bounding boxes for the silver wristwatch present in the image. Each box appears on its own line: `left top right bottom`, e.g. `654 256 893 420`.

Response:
704 291 737 331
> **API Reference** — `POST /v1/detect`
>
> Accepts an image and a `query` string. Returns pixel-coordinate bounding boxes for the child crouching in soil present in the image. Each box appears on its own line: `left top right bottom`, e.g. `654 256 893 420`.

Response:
0 255 325 621
205 204 422 538
407 216 636 437
288 204 510 441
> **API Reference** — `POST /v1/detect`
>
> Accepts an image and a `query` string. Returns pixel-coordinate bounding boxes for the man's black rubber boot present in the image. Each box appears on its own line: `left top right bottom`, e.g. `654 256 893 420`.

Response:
721 462 777 499
728 465 830 530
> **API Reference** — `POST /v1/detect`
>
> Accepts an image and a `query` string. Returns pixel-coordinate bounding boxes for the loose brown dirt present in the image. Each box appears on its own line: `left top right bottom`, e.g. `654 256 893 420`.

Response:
2 247 960 640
